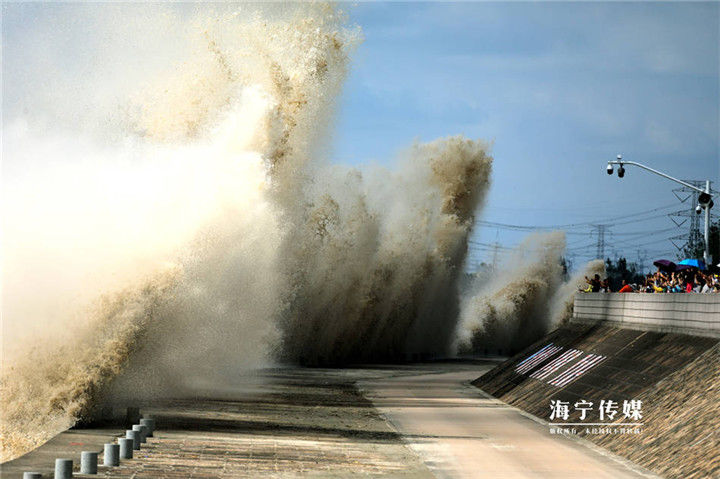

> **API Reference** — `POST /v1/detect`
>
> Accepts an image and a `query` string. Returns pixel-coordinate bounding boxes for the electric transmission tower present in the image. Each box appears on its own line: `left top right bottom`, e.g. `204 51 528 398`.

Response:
591 224 608 260
669 180 712 258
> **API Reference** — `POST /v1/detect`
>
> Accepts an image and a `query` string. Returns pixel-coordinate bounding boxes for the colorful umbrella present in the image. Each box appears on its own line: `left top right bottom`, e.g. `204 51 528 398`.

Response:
678 259 706 271
652 259 676 272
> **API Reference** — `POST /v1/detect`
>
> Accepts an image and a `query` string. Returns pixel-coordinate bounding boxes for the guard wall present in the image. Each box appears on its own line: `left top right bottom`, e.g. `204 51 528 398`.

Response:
572 293 720 338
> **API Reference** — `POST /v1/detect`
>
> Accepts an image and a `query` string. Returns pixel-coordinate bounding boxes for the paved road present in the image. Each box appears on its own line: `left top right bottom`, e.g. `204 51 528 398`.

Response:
2 363 659 478
0 367 433 479
360 369 659 479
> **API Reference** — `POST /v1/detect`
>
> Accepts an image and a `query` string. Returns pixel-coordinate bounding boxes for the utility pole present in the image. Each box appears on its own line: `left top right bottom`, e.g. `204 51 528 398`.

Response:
636 249 648 274
607 156 714 263
704 180 711 263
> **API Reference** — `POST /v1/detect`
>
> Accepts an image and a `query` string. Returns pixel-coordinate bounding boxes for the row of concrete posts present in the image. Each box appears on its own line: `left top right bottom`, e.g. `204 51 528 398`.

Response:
23 410 156 479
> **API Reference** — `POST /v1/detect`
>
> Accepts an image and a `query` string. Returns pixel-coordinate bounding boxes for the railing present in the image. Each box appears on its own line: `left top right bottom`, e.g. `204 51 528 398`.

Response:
572 293 720 338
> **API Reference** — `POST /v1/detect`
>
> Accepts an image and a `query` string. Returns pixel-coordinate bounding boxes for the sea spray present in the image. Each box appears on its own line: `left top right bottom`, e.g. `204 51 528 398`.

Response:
1 4 356 459
455 232 567 355
1 4 493 460
278 137 492 364
549 259 606 327
455 234 606 356
0 274 178 461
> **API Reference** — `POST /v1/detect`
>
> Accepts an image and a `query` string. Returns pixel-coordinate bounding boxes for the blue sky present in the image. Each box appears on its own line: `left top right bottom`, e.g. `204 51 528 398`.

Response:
334 2 719 270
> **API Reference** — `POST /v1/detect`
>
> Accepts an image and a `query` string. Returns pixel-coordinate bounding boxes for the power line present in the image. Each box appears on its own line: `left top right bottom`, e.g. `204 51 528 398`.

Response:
468 194 720 267
610 226 679 237
476 202 678 232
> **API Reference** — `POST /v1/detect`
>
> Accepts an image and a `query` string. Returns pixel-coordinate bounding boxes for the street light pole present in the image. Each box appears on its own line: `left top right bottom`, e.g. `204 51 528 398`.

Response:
606 155 715 264
705 179 711 265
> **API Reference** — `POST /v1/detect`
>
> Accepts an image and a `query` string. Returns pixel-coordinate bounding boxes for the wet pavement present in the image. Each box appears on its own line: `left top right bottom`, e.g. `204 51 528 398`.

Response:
1 366 436 479
1 362 657 478
361 368 660 479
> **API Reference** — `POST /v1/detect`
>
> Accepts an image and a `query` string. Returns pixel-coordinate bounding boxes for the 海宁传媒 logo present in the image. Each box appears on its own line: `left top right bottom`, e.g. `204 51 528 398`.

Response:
548 399 643 435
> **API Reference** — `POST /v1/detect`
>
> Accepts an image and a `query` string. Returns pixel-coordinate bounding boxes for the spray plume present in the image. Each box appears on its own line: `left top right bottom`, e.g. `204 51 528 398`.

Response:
455 232 567 354
455 233 606 356
1 4 493 460
549 259 606 327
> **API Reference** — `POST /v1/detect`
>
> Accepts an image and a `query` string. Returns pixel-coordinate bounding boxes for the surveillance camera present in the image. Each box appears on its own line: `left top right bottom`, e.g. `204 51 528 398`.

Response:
698 192 713 208
606 164 614 175
696 205 702 215
617 154 622 161
617 166 625 178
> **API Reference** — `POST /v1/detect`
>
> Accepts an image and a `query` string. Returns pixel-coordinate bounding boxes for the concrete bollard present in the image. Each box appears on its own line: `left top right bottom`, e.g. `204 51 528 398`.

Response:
118 438 133 459
23 473 42 479
80 451 98 474
103 443 120 466
125 429 141 450
140 417 155 437
126 407 141 426
132 424 148 443
54 458 72 479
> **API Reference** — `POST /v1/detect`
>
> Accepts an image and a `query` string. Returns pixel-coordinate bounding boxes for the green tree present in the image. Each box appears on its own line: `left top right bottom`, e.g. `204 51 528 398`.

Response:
604 257 644 291
681 230 705 261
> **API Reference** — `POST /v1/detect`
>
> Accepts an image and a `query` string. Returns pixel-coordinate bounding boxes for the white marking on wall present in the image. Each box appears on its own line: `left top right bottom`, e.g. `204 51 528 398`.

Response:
514 344 563 374
548 354 597 387
514 343 554 372
530 349 583 380
549 354 606 388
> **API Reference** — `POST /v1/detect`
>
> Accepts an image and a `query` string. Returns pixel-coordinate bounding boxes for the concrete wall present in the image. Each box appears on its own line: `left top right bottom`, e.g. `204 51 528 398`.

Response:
573 293 720 337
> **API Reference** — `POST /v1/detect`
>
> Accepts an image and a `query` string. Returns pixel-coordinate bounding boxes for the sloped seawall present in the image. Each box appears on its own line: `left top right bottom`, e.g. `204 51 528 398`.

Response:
472 293 720 479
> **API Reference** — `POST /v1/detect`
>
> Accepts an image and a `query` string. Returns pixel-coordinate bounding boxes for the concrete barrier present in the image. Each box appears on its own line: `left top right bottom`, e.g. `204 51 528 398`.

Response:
573 293 720 337
139 418 155 437
103 443 120 467
118 438 133 459
132 425 147 444
53 459 72 479
80 451 97 474
125 430 140 451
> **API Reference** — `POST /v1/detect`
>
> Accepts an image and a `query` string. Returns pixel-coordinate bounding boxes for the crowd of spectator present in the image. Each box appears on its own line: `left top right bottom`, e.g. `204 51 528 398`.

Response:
582 270 720 293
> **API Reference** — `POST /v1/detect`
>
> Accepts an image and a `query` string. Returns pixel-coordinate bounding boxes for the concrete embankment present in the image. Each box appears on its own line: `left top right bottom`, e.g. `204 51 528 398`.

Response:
473 293 720 479
592 342 719 479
